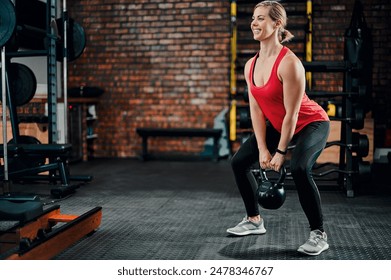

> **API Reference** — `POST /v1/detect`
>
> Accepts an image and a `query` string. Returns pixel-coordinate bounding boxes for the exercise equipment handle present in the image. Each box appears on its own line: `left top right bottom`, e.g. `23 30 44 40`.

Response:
259 166 286 186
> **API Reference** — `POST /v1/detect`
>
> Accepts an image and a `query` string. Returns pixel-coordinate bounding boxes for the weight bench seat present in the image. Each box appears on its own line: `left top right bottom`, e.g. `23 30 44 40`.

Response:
0 143 72 157
0 144 74 193
136 127 223 161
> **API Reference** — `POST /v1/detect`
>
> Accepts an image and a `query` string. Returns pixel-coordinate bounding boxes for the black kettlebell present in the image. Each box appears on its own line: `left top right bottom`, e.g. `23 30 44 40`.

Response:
256 166 286 210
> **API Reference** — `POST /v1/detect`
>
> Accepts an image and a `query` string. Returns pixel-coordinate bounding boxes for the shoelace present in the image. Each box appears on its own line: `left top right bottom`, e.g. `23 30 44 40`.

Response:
239 217 249 225
307 234 322 246
238 217 260 226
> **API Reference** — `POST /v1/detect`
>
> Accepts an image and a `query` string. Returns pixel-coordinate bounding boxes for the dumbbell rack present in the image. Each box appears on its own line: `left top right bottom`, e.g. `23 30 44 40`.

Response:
304 61 370 197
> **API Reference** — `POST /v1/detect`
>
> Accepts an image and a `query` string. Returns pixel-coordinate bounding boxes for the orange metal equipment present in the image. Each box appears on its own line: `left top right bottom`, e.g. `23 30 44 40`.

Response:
1 205 102 260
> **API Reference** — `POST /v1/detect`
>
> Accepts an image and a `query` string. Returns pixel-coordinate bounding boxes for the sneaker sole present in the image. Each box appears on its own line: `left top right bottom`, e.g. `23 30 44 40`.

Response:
226 228 266 236
297 243 329 256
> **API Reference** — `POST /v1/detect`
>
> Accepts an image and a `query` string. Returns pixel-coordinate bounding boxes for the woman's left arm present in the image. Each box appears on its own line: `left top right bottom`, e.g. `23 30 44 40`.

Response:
270 53 306 171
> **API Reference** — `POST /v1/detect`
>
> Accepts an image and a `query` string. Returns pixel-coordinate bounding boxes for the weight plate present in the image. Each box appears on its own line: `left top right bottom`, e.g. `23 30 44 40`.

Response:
352 156 371 183
357 134 369 157
56 18 87 62
352 104 365 130
243 86 249 103
0 63 37 106
238 106 251 129
358 160 371 182
327 103 336 117
0 0 16 47
352 132 369 157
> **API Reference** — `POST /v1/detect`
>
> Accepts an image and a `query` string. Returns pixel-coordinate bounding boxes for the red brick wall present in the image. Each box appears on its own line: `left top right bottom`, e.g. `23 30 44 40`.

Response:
67 0 231 158
67 0 390 158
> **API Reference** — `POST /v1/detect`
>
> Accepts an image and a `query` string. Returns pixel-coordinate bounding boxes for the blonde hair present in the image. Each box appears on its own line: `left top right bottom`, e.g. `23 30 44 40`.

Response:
255 1 294 43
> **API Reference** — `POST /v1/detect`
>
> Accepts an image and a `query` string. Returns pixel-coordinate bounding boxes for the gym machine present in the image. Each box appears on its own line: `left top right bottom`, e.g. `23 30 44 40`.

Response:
0 201 102 260
1 0 102 260
0 0 91 197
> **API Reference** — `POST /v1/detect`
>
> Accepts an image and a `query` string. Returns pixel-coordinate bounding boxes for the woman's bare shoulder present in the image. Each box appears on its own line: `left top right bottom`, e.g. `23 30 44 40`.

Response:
280 50 304 74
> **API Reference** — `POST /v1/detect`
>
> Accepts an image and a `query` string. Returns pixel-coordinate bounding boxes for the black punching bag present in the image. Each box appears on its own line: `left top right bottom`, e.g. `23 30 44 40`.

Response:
344 0 373 113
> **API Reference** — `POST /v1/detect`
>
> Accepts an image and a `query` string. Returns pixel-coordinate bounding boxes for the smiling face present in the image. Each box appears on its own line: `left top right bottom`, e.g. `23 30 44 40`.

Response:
251 6 278 42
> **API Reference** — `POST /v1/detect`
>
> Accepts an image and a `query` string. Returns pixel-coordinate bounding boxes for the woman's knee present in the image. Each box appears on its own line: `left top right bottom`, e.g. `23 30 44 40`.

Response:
231 137 256 172
290 161 307 179
231 152 245 172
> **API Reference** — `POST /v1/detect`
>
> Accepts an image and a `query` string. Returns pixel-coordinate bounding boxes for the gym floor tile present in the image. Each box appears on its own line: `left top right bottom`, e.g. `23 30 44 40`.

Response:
2 158 391 260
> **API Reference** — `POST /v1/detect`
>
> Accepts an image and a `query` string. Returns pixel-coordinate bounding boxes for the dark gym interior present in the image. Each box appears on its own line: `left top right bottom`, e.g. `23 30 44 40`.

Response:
1 0 391 261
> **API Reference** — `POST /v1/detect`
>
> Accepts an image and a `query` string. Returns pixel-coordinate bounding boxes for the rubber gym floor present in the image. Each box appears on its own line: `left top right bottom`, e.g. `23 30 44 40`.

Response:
2 158 391 260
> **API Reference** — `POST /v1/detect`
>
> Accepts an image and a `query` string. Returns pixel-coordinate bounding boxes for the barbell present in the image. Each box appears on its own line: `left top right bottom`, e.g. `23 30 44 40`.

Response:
326 132 369 158
16 18 86 62
2 0 87 62
312 156 371 182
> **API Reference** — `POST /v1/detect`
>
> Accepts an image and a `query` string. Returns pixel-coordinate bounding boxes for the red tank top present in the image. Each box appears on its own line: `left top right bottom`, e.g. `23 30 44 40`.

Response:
249 46 329 134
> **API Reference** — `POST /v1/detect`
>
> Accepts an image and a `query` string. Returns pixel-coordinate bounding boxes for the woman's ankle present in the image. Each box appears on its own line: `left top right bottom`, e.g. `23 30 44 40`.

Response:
248 215 261 223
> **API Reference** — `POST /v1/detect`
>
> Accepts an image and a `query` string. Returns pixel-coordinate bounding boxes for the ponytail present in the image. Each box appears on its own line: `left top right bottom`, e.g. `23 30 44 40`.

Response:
279 28 294 43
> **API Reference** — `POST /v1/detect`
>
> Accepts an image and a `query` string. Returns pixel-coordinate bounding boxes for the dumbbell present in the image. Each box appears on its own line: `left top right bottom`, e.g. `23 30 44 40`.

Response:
312 156 371 183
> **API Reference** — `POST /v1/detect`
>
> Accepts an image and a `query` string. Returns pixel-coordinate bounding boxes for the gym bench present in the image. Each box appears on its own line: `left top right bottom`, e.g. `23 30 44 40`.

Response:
136 127 223 162
0 143 79 197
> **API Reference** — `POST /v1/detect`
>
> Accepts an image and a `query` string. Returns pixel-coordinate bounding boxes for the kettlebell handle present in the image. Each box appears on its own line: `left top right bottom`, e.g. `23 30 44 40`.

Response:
259 166 286 185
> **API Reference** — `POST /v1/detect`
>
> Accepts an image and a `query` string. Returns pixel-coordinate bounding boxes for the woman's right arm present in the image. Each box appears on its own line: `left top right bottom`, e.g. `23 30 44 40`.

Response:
244 59 272 169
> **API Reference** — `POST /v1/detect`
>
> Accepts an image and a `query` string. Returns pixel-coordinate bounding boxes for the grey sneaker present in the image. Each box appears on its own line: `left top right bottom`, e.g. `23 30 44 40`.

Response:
226 217 266 236
297 230 329 256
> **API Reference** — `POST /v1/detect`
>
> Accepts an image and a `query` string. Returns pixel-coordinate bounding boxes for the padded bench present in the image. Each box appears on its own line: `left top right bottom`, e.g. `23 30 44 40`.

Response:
136 127 223 162
0 143 72 157
0 143 75 194
0 143 72 179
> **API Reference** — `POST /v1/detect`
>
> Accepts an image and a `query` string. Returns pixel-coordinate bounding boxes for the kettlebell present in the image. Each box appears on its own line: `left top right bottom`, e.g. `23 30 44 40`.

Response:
256 166 286 210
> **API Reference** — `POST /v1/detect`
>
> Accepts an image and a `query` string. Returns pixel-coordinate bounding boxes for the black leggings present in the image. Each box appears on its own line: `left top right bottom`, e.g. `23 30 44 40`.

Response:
231 121 330 232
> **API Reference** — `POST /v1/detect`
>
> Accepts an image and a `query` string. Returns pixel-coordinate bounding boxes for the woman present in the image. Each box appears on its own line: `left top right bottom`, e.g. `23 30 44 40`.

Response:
227 1 330 256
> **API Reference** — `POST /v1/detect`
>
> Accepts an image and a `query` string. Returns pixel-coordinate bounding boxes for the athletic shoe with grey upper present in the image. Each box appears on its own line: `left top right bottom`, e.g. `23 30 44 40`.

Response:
226 216 266 236
297 229 329 256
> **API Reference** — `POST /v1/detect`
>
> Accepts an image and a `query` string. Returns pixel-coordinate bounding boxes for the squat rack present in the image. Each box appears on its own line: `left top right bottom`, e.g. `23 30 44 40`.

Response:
1 0 102 260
